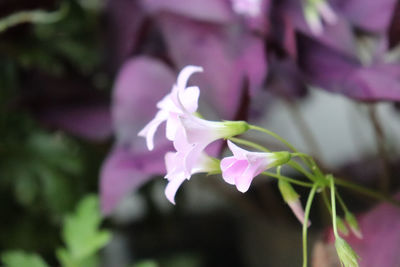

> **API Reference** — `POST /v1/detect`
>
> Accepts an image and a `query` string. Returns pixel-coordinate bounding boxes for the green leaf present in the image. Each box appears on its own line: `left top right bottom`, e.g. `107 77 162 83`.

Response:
57 195 111 267
1 251 49 267
133 260 159 267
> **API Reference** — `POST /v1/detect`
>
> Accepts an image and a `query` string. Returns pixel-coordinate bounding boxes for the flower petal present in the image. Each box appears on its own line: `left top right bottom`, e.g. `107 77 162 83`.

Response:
227 140 249 160
180 86 200 113
176 65 204 91
221 158 248 185
235 162 260 192
165 173 187 204
138 110 169 150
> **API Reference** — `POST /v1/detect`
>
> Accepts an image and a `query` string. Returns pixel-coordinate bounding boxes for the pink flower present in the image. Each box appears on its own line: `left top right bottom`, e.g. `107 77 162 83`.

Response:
138 65 203 150
164 147 219 204
176 116 249 176
220 140 290 192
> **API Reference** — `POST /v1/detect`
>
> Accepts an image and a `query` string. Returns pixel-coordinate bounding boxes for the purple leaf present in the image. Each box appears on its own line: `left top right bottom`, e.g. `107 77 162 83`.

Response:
112 56 176 149
332 0 397 33
283 0 356 56
38 105 112 141
158 14 267 119
319 194 400 267
100 145 171 215
140 0 233 24
299 35 400 101
105 0 146 70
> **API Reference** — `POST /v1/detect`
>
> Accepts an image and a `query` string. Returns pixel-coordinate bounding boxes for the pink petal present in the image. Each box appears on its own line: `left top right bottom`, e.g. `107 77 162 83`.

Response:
138 111 168 150
220 157 239 185
288 200 311 226
165 174 187 204
222 160 248 187
227 140 248 160
235 163 259 192
176 65 204 91
165 113 181 141
180 86 200 113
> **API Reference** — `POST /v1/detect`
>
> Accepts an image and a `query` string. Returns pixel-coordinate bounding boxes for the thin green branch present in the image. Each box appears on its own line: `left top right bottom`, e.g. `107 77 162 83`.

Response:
302 184 318 267
334 177 400 207
330 177 339 238
261 172 313 187
335 190 349 214
0 2 68 33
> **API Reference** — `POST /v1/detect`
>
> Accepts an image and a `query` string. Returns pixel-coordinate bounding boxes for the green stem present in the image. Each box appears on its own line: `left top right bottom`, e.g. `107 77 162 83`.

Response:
334 177 400 207
261 172 313 187
249 124 298 152
0 2 68 33
330 177 339 238
302 184 318 267
321 190 332 214
335 190 349 214
288 160 317 182
248 124 316 169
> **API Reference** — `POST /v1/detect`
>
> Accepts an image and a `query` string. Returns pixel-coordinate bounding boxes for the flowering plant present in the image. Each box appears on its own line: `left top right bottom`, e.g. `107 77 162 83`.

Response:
136 65 399 267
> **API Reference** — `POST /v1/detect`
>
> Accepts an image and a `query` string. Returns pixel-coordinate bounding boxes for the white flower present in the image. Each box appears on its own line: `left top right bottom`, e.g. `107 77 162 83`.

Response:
138 65 203 150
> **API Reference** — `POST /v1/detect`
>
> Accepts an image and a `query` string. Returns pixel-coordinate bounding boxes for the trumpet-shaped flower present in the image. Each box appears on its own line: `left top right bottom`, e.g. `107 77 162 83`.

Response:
138 65 203 150
221 141 290 192
177 116 249 176
164 147 219 204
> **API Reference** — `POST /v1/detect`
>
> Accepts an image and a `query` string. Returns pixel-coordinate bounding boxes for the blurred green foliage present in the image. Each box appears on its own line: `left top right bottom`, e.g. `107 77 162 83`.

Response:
0 0 109 262
57 195 111 267
1 251 49 267
1 195 111 267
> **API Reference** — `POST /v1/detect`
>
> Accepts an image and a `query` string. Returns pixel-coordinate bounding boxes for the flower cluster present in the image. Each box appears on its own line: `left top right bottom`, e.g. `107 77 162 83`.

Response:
139 66 291 205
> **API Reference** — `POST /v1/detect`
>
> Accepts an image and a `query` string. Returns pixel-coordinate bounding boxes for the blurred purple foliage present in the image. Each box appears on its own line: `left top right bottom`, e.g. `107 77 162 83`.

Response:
100 0 400 214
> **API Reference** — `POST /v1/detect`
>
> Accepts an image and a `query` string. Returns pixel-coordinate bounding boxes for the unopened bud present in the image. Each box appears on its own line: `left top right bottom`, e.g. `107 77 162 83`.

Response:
337 216 349 236
335 237 360 267
278 180 310 226
345 212 363 239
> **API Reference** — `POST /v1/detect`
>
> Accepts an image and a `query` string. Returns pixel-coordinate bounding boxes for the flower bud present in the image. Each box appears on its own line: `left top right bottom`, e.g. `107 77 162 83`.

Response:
278 180 310 226
337 216 349 236
334 237 360 267
345 212 363 239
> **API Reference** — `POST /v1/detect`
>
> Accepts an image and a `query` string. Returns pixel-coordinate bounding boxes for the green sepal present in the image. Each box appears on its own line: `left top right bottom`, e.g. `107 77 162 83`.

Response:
337 216 349 236
335 237 360 267
223 121 250 137
270 152 291 168
278 180 299 203
345 212 362 239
